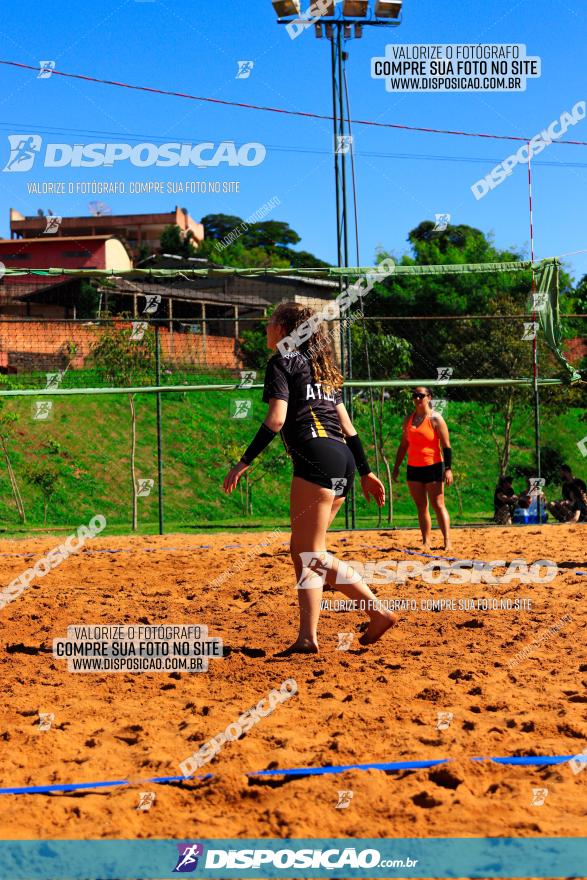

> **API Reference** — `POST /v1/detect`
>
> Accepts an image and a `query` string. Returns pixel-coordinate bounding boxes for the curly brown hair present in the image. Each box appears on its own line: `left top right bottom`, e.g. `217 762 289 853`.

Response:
271 301 344 392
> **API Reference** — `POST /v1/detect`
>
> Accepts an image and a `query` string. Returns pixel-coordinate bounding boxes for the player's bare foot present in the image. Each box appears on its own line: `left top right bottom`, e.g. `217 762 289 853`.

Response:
358 611 397 646
443 541 453 551
275 638 319 657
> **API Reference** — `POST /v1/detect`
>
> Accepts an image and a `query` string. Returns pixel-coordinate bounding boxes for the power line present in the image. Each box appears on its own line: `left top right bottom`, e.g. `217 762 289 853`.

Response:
2 120 587 169
2 59 587 147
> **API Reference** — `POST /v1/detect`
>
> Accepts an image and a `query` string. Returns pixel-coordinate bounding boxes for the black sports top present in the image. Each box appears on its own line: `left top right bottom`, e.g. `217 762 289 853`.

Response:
262 352 344 451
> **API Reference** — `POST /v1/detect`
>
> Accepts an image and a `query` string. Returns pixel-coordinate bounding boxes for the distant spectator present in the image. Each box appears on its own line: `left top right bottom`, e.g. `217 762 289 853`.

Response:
493 475 518 524
547 464 585 522
567 479 587 523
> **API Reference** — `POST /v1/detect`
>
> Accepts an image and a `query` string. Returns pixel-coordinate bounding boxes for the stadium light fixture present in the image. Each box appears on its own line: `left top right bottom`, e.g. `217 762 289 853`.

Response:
325 22 334 38
354 23 363 37
344 23 352 38
315 22 323 37
342 0 369 15
271 0 301 16
374 0 402 17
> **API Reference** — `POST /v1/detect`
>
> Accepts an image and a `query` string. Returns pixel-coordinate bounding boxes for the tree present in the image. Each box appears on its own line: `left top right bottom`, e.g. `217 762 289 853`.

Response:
197 238 291 269
90 323 156 530
441 293 535 475
0 376 25 523
244 220 301 250
199 214 328 268
76 282 101 319
274 248 329 269
351 322 412 524
201 214 246 241
223 439 287 516
160 224 197 258
237 307 275 370
25 462 61 525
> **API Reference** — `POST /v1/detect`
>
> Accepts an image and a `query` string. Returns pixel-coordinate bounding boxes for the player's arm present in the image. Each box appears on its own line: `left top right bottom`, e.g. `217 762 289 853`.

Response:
432 414 453 485
223 398 287 494
336 402 385 507
392 416 410 481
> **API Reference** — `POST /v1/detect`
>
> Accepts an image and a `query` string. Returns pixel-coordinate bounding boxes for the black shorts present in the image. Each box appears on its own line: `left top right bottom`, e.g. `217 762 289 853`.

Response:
407 462 445 484
290 438 355 497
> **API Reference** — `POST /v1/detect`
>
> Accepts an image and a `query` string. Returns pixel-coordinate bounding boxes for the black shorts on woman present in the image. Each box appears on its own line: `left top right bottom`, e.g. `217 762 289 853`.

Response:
262 352 356 497
406 462 445 484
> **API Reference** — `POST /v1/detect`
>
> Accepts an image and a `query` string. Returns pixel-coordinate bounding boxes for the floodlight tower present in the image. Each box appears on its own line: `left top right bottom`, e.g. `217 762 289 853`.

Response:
271 0 403 527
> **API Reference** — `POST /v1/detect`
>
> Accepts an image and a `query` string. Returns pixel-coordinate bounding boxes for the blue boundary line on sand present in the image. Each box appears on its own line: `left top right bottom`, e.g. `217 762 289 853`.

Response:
0 541 584 573
0 755 575 795
0 541 296 558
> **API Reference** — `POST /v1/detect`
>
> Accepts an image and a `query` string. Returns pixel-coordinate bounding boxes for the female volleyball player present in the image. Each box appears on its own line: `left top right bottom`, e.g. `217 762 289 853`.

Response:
223 302 396 655
392 386 453 551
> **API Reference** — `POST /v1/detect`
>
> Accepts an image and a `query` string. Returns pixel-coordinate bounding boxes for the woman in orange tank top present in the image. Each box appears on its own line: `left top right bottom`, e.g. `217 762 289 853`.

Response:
392 386 453 550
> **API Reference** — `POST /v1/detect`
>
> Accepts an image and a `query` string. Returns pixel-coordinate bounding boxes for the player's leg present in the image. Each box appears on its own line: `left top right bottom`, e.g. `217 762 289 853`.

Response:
285 476 339 654
427 480 451 551
288 484 395 652
408 479 432 548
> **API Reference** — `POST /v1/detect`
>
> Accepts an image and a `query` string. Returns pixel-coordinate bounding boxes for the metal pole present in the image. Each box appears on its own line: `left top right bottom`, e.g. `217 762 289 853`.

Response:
336 25 356 529
155 324 164 535
331 30 350 529
527 143 542 523
331 34 343 271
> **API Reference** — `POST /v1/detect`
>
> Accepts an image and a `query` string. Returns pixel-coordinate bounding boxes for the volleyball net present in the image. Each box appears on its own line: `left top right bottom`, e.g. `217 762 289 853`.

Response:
0 259 584 532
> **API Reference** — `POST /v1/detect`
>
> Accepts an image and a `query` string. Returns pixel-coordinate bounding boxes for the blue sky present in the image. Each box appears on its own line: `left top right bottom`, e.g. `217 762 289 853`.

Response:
1 0 586 282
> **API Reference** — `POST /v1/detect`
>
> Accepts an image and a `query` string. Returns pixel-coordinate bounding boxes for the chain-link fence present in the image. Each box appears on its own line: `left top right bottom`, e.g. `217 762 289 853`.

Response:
0 302 583 533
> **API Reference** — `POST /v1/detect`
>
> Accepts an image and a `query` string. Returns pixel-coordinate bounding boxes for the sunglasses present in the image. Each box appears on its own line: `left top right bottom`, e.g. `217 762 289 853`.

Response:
412 392 428 400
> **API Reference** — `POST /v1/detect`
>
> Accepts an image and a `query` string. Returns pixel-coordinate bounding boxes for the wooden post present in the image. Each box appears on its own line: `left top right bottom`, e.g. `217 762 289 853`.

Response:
202 302 207 364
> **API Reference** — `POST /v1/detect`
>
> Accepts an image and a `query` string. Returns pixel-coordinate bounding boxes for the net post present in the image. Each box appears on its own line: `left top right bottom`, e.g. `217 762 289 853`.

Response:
155 323 164 536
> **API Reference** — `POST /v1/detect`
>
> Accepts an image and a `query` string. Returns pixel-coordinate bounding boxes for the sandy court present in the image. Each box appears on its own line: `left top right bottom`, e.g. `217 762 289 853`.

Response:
0 524 585 842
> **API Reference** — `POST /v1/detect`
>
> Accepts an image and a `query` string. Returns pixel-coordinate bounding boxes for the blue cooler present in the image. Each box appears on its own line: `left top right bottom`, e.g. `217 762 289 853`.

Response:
513 502 548 524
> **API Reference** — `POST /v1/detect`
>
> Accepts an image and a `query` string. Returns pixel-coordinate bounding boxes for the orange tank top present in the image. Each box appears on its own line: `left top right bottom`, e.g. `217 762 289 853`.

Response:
407 412 442 466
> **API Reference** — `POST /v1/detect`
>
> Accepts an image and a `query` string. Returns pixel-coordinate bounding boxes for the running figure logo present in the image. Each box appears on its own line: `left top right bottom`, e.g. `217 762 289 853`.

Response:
337 632 354 651
331 477 347 497
45 372 64 390
136 791 156 811
43 215 62 234
238 370 257 389
32 401 53 421
38 712 55 731
4 135 42 172
522 322 538 341
528 477 545 496
298 552 329 589
37 61 56 79
336 790 354 809
142 294 161 315
433 213 451 232
335 135 353 154
230 400 253 419
436 711 453 730
236 61 254 79
137 479 155 497
532 292 548 311
577 435 587 458
173 843 204 873
431 398 448 415
436 366 453 384
568 748 587 774
130 322 148 341
530 787 548 806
